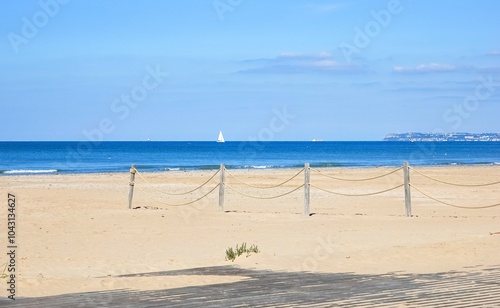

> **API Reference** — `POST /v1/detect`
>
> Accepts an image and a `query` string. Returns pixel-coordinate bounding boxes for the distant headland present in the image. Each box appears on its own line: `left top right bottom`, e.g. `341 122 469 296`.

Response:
384 132 500 142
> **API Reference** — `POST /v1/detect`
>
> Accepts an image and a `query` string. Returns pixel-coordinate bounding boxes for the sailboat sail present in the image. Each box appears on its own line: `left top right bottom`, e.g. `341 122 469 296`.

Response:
217 131 225 143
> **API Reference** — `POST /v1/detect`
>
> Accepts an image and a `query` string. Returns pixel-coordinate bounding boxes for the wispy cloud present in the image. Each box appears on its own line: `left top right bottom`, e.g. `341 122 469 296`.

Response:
487 50 500 56
383 79 492 97
393 62 500 75
392 63 458 73
239 52 366 74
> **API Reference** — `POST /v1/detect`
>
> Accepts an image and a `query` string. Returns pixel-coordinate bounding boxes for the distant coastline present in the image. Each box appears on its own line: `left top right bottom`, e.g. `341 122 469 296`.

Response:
384 133 500 142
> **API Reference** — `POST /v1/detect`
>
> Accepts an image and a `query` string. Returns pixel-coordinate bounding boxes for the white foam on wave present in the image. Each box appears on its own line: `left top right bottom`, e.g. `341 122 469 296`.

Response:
3 169 58 174
165 168 181 171
248 165 268 169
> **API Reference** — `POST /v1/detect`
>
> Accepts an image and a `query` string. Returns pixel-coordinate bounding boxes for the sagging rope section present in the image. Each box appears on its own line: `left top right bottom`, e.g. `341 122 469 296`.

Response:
311 184 404 197
310 167 403 182
225 168 304 189
226 184 305 200
134 167 220 196
135 182 220 207
411 185 500 209
410 167 500 187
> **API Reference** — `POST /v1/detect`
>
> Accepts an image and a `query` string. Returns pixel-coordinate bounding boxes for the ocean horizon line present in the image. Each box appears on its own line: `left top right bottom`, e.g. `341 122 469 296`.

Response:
2 140 500 143
0 140 387 142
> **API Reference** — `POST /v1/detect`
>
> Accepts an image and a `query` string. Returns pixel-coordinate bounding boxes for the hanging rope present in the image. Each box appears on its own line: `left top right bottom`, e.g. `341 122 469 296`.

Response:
226 184 305 200
135 183 220 207
134 168 220 195
310 167 403 182
411 185 500 209
225 168 304 189
311 184 404 197
410 167 500 187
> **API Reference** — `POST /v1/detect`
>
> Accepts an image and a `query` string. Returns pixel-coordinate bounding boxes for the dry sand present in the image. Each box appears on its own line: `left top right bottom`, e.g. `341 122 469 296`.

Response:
0 165 499 298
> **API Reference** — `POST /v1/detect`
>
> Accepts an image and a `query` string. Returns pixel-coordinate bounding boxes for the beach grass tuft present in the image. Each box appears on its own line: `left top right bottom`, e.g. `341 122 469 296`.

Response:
225 242 259 262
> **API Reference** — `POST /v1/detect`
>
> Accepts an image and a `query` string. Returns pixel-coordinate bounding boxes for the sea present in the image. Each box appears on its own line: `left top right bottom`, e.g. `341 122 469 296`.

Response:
1 141 499 175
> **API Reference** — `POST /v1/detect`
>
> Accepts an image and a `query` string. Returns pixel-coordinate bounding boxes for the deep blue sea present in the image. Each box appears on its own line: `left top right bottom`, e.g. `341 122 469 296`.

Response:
1 141 499 175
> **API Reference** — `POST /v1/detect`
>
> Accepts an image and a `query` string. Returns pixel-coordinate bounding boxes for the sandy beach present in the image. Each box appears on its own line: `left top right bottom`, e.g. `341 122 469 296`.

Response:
1 165 499 299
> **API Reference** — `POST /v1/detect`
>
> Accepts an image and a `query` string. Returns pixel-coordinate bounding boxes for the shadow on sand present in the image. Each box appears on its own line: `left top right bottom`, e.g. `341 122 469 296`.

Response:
4 265 500 307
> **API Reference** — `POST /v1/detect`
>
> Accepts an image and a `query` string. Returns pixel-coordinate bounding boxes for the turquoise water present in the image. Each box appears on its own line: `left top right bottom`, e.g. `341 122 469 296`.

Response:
0 141 499 175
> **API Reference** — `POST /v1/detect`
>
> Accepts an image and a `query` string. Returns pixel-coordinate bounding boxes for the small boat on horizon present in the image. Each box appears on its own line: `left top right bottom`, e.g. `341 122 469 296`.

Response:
217 130 225 143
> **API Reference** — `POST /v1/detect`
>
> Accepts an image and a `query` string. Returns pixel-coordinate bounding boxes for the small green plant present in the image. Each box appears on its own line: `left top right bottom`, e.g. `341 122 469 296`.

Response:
225 242 260 262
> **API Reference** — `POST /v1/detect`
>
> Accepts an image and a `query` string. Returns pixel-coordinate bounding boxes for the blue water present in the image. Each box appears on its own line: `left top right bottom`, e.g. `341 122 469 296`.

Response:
0 141 499 175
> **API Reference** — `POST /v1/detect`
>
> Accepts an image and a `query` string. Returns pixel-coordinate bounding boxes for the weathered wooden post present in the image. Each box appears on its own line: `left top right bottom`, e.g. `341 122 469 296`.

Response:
219 164 225 212
403 162 412 217
128 165 136 209
304 163 310 216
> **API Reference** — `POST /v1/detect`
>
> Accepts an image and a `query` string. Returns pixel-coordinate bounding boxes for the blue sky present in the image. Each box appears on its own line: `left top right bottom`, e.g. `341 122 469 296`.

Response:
1 0 499 141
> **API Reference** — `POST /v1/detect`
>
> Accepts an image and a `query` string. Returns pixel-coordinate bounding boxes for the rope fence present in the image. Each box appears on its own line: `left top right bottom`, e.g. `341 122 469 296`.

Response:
127 162 500 216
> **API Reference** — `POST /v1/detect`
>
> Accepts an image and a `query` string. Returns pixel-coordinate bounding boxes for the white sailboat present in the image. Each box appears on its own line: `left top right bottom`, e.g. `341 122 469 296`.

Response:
217 130 225 143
